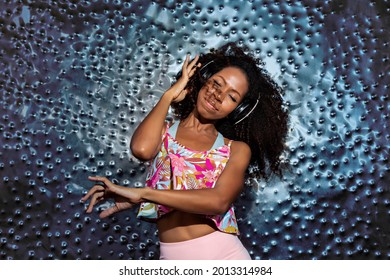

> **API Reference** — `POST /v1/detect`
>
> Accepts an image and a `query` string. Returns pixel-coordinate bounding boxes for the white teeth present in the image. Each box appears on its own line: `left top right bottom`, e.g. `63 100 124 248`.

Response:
208 100 217 110
208 97 216 105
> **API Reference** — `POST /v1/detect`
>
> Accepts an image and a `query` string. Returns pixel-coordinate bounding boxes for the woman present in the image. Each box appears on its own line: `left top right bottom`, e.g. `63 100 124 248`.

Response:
82 42 288 259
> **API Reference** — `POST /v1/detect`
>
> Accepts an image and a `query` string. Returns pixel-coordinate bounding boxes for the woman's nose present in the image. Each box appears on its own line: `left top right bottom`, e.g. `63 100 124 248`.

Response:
214 88 228 102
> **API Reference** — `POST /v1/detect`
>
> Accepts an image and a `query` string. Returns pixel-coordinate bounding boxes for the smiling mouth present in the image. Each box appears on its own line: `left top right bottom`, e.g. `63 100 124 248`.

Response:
204 98 218 111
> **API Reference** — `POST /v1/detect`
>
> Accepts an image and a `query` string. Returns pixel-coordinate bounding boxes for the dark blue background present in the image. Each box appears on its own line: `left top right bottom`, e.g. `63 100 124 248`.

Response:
0 0 389 259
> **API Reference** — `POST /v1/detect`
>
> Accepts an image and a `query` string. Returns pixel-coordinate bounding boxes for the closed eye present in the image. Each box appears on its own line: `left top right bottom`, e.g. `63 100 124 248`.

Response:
229 95 237 103
213 80 222 88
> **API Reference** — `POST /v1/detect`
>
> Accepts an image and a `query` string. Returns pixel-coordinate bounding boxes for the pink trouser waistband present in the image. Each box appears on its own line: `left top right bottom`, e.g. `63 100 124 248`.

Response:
159 231 251 260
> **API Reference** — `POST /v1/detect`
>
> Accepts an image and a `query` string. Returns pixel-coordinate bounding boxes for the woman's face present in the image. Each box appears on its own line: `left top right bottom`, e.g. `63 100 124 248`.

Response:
196 66 249 121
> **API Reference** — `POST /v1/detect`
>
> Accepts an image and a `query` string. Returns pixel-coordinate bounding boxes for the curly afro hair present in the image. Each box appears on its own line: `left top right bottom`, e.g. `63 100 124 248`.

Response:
171 42 289 180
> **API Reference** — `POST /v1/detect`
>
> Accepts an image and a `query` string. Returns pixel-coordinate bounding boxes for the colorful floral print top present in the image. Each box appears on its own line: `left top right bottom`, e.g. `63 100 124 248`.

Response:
137 122 239 234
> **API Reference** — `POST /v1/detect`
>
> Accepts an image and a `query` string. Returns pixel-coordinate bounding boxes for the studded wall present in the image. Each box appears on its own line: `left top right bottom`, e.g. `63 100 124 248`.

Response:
0 0 389 260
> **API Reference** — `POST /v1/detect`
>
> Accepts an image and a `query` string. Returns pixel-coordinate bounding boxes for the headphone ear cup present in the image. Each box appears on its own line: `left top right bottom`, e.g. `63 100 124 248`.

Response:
229 99 252 123
198 59 224 82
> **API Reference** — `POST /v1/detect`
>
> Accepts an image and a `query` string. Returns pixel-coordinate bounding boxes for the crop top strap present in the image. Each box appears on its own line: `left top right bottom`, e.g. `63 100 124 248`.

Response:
167 121 180 138
210 133 225 150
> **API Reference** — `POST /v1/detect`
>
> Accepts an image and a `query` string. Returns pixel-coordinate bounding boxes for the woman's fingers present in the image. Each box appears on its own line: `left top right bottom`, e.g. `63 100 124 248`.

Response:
182 54 190 73
82 176 135 218
85 191 104 213
81 183 105 214
182 54 200 77
88 176 112 186
189 63 201 77
188 55 200 70
81 184 104 202
99 205 120 219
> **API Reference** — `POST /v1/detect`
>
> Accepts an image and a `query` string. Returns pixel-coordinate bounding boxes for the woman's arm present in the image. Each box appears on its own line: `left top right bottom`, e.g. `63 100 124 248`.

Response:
130 55 200 161
141 141 251 215
129 93 172 161
84 141 251 216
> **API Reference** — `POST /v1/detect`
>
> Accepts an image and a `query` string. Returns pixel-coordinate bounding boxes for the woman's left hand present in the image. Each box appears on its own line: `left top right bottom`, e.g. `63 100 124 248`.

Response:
81 176 143 218
167 54 200 103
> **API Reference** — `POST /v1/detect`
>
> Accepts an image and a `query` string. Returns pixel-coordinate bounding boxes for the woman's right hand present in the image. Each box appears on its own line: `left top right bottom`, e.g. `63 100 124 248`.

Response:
81 176 143 218
167 54 200 103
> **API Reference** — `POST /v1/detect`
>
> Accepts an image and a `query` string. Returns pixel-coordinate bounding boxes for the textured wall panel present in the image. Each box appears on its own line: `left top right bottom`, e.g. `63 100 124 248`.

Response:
0 0 389 259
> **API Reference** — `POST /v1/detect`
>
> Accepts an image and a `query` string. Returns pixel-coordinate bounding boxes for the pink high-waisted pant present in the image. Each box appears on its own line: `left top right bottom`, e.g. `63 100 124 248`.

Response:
159 231 251 260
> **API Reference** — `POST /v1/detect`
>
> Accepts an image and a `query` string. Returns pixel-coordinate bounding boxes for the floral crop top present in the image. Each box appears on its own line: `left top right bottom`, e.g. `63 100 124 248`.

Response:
137 121 239 234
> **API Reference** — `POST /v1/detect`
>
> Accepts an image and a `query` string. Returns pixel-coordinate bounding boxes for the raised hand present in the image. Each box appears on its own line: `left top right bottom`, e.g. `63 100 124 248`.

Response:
168 54 201 103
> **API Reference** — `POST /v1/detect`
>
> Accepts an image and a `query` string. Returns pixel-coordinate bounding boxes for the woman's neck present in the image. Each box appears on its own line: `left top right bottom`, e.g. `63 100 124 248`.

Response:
180 112 218 135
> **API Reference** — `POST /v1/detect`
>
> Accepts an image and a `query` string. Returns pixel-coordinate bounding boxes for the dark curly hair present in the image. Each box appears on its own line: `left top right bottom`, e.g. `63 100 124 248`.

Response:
171 42 289 180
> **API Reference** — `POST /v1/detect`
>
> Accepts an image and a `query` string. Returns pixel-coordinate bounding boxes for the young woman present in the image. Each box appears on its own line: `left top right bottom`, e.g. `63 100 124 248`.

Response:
81 42 288 259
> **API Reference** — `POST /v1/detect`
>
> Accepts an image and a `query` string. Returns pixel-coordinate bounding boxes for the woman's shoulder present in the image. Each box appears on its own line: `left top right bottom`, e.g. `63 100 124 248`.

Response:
224 138 251 155
222 138 251 169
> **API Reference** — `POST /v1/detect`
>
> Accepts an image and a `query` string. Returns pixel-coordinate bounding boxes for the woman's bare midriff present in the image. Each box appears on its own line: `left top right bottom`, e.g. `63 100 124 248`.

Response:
157 211 218 243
